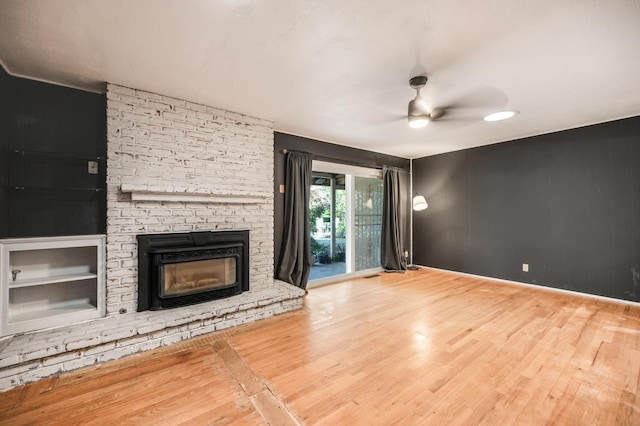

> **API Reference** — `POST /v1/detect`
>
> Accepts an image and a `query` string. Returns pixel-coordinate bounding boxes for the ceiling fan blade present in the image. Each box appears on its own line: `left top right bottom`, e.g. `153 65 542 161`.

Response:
429 108 446 120
372 113 407 125
440 85 509 110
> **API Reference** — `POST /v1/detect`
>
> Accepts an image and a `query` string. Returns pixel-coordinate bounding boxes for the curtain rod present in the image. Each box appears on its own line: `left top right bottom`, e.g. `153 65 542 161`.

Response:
281 149 384 171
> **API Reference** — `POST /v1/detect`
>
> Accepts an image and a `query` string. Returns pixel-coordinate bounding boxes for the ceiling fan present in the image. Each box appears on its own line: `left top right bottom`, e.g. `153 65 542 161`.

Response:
405 75 510 128
407 75 443 128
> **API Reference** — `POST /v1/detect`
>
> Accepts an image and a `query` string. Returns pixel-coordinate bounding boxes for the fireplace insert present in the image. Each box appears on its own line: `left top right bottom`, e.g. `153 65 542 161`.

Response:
137 230 249 311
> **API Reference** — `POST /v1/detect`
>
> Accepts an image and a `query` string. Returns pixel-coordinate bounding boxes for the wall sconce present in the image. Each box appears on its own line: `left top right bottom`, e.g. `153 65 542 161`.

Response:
412 193 428 211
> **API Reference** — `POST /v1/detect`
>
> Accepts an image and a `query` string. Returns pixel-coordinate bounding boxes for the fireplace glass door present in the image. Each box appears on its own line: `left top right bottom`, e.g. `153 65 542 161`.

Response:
161 257 237 297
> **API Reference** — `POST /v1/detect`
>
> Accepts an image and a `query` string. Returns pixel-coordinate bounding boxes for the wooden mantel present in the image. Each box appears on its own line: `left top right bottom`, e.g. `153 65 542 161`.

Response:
120 184 269 204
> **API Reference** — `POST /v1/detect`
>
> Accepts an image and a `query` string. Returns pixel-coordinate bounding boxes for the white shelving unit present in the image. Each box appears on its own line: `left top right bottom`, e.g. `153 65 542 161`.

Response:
1 235 105 336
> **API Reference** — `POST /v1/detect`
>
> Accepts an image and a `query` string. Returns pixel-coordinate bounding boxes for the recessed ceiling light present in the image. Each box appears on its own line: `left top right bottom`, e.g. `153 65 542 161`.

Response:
483 110 517 122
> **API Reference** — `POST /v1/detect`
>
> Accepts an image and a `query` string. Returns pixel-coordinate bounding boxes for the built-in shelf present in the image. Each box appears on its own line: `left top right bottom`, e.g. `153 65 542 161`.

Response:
8 302 97 324
12 187 104 192
1 235 105 336
120 184 269 204
9 273 99 289
12 149 104 161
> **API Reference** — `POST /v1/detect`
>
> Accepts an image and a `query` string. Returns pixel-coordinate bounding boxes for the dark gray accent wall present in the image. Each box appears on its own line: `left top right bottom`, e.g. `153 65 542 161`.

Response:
0 66 9 237
274 132 410 272
1 67 106 238
412 116 640 302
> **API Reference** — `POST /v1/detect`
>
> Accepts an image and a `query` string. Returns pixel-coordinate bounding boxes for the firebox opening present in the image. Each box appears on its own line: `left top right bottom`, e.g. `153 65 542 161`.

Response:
137 230 249 311
162 256 237 297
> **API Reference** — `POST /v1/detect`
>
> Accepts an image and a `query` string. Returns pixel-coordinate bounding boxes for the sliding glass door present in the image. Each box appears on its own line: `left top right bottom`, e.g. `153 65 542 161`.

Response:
309 162 382 282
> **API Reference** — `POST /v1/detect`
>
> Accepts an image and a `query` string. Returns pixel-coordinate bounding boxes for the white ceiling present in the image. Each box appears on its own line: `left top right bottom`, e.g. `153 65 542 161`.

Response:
1 0 639 159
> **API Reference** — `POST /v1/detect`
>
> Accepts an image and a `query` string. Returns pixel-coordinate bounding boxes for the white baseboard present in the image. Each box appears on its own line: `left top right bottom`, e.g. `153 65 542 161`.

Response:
416 265 640 307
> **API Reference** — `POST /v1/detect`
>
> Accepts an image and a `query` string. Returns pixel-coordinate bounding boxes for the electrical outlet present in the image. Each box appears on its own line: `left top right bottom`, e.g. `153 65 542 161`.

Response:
88 161 98 175
404 250 409 258
279 184 285 193
522 263 529 272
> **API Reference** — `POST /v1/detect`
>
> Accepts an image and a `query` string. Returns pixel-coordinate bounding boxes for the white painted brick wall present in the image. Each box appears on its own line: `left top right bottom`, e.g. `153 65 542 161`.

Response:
106 83 276 315
0 84 305 392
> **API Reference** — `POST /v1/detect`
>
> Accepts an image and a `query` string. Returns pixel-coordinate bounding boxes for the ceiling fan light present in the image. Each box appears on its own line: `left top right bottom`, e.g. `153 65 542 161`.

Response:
408 97 430 128
408 116 429 128
483 110 517 122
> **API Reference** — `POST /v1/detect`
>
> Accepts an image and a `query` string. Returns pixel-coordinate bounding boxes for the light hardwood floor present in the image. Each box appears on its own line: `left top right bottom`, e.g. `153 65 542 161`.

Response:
1 268 639 425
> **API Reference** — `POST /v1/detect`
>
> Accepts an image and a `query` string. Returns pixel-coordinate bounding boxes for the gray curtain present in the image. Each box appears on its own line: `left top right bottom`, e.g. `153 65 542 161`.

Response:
276 150 313 289
381 166 407 272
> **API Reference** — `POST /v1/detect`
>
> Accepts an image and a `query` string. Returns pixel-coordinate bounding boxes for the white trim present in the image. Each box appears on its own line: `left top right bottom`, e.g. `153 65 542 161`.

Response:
277 130 410 160
307 267 383 288
312 160 382 178
409 159 414 266
419 265 640 307
0 58 105 94
345 175 355 273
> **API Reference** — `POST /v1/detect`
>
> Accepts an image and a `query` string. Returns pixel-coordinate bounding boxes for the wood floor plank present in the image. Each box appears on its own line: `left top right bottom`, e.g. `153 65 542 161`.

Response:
213 340 266 396
251 389 300 426
1 268 639 424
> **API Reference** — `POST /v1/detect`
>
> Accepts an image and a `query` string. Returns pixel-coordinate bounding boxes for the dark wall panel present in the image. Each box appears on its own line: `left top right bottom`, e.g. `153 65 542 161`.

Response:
0 67 9 237
1 70 106 238
274 132 410 272
413 116 640 302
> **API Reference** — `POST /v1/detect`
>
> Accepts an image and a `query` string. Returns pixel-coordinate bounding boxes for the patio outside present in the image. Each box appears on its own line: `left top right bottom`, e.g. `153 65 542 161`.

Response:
309 174 346 280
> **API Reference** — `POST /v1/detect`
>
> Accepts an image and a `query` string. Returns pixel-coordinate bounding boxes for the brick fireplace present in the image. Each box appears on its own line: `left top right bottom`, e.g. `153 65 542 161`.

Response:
0 84 304 391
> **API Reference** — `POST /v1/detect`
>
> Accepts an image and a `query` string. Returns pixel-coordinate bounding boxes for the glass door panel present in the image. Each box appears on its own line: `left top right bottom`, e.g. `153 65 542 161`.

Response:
354 177 383 271
309 173 346 280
